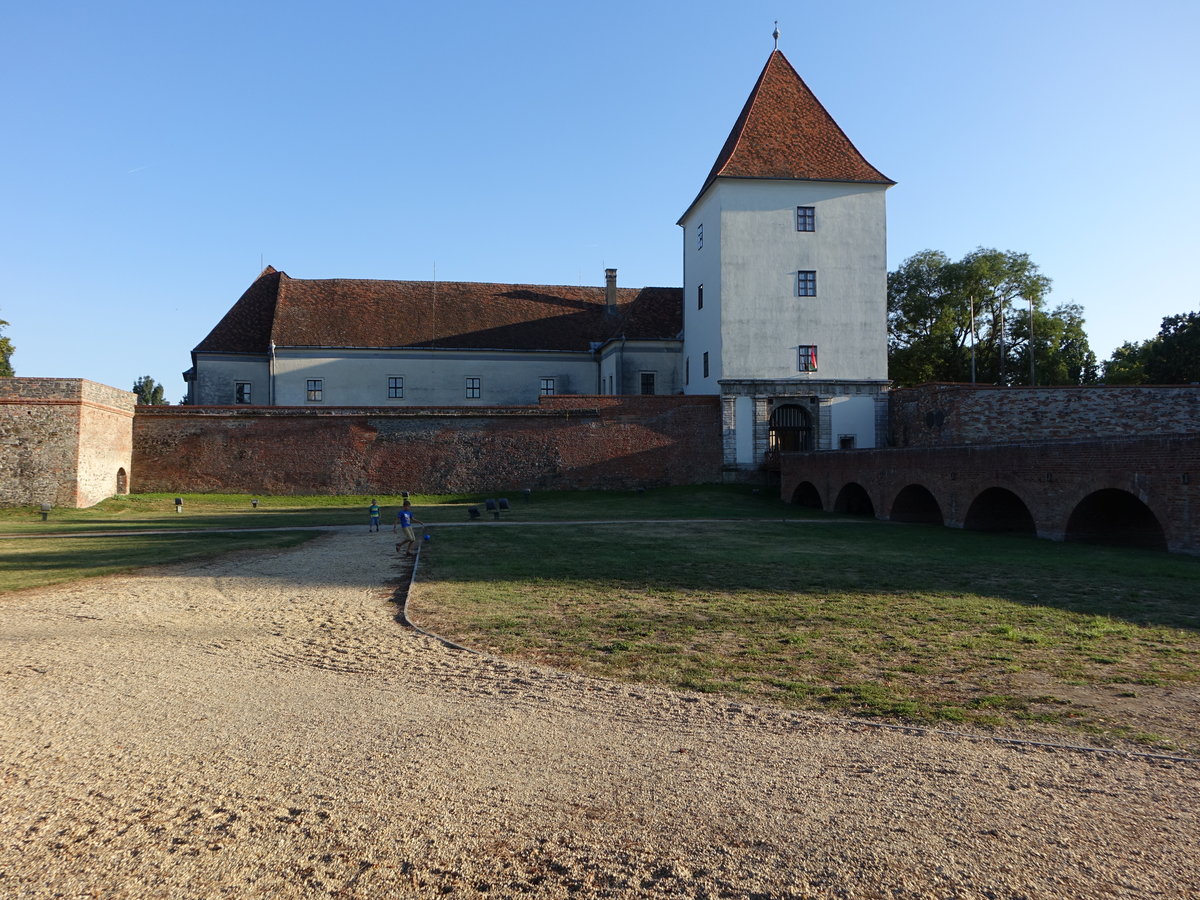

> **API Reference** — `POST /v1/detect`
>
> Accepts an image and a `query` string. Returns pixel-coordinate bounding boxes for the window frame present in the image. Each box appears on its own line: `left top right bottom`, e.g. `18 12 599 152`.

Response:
697 283 704 310
702 351 709 379
465 376 481 399
306 378 324 402
234 381 252 404
387 375 404 399
539 377 555 397
639 372 656 396
796 206 815 232
797 270 817 297
798 345 819 372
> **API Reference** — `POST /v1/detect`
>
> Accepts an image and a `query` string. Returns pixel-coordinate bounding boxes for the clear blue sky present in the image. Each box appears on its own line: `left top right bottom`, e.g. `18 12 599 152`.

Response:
3 0 1197 400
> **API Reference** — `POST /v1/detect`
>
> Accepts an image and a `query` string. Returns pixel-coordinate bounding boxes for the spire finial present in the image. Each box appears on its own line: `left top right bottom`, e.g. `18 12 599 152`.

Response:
773 21 780 50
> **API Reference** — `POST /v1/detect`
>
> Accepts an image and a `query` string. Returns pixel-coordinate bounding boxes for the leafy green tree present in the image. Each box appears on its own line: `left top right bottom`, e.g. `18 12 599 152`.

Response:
0 316 13 377
888 248 1095 386
1102 340 1151 384
1144 312 1200 384
1101 312 1200 384
132 375 169 405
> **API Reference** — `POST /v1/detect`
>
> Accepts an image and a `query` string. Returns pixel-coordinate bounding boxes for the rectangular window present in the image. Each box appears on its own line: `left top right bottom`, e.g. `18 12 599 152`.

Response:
796 206 815 231
234 382 251 404
539 377 555 397
839 435 856 450
306 379 323 402
697 283 704 310
797 270 816 297
798 345 818 372
608 374 614 394
640 372 656 396
387 376 404 399
685 356 690 386
465 377 481 399
702 351 709 378
697 223 703 250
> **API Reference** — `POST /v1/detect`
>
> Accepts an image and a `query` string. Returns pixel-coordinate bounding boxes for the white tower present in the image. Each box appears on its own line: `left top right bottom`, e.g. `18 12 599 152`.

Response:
678 50 893 471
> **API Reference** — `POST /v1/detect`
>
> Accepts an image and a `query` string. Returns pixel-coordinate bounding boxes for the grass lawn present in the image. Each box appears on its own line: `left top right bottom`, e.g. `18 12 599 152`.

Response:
412 515 1200 753
0 485 797 535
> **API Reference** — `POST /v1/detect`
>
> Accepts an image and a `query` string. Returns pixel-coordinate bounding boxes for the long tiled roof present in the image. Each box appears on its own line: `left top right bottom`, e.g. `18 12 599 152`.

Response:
682 50 892 220
194 268 682 355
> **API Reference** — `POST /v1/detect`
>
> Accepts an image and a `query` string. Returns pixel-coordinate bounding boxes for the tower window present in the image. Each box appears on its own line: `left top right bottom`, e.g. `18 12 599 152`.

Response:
697 223 703 250
685 356 690 386
797 270 816 297
798 345 818 372
703 351 710 378
698 283 704 310
796 206 815 231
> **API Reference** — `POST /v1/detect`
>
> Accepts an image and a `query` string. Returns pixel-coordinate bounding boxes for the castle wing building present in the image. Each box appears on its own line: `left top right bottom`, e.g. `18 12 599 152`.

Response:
186 267 682 406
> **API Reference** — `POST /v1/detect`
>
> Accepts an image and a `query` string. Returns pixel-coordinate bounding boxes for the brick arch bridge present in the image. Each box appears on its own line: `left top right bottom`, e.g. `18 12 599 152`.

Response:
780 434 1200 556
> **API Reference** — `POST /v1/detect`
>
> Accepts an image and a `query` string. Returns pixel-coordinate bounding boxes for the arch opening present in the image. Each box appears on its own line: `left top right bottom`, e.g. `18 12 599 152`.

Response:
116 467 128 496
1066 489 1167 551
890 484 944 525
769 404 813 453
964 487 1035 534
791 481 822 509
834 482 875 517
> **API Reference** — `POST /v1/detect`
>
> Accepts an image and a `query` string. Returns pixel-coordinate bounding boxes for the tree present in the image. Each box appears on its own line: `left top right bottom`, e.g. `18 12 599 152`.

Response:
132 375 169 405
1104 312 1200 384
1144 312 1200 384
1102 340 1151 384
887 248 1096 387
0 315 13 377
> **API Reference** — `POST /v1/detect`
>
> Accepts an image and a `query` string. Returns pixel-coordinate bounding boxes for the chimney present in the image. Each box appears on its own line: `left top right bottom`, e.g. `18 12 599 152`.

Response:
605 268 617 312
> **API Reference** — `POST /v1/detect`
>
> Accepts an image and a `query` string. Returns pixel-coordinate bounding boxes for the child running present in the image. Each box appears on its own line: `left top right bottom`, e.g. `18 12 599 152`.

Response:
393 500 424 556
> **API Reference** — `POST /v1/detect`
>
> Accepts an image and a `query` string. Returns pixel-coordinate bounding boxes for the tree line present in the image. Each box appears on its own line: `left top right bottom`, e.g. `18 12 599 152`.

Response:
888 248 1198 387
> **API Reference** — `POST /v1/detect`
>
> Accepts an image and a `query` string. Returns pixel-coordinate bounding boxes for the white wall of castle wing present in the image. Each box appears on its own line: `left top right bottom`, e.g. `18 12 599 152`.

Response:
190 355 270 405
597 341 684 395
680 190 724 394
827 395 878 449
265 349 599 406
689 179 888 385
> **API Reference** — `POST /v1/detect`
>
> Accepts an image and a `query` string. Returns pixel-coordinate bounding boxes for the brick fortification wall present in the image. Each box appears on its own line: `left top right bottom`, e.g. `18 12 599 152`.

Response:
132 396 721 494
891 383 1200 447
0 378 136 508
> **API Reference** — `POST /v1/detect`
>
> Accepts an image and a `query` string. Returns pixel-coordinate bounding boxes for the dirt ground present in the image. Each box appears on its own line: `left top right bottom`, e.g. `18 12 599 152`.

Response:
1 529 1197 898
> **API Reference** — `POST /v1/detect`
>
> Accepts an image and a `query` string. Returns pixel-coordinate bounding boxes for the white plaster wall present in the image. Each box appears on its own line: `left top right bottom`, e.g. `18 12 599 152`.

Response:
735 395 754 463
714 179 888 383
828 395 878 449
270 349 597 406
680 190 724 394
192 356 270 405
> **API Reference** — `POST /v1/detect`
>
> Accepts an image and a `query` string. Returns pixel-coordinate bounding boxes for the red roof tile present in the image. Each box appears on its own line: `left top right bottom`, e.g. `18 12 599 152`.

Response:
194 270 682 355
682 51 892 220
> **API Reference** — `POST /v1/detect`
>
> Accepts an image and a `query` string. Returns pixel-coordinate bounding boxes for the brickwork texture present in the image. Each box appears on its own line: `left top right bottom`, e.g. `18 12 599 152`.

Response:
131 396 722 495
0 379 136 508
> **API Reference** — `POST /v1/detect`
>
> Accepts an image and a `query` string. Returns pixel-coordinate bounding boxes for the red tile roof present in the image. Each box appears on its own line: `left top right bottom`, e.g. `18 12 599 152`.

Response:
194 270 682 355
682 50 892 220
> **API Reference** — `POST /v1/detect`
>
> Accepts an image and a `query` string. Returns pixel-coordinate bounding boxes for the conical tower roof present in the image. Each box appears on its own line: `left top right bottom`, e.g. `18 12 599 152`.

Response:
681 50 892 221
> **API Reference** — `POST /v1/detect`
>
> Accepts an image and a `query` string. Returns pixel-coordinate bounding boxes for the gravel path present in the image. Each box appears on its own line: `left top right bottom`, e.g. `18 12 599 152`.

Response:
2 529 1196 898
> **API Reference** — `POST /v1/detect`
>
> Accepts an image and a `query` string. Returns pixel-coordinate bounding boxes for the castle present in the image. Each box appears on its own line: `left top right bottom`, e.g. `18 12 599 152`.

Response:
184 50 893 474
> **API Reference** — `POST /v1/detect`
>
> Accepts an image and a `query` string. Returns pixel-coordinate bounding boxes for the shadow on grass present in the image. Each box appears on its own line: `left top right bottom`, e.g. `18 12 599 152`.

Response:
420 519 1200 633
